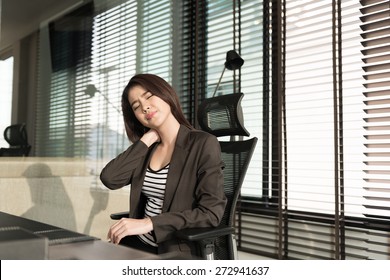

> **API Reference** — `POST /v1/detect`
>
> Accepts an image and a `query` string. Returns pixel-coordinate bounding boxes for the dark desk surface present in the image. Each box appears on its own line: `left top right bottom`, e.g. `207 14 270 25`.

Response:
49 239 160 260
0 211 160 260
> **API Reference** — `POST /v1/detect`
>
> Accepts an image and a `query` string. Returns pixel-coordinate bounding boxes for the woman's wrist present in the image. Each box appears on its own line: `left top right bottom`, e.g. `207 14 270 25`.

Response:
144 217 153 232
140 129 160 147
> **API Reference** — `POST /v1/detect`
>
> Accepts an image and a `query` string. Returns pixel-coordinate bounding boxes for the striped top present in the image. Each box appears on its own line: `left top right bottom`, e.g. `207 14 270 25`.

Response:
138 164 169 247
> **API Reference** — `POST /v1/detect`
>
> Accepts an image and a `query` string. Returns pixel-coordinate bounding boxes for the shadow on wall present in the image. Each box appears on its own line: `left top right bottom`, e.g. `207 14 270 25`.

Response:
21 163 77 231
83 176 109 235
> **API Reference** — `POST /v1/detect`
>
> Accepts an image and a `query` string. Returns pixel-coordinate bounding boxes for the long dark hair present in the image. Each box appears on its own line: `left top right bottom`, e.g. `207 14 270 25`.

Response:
122 73 193 142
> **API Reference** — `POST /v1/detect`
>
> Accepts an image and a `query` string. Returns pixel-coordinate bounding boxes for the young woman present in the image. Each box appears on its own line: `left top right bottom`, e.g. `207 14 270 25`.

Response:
100 73 227 257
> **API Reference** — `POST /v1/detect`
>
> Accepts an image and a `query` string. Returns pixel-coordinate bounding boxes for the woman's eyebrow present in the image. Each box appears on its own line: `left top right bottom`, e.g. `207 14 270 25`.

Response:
130 90 149 107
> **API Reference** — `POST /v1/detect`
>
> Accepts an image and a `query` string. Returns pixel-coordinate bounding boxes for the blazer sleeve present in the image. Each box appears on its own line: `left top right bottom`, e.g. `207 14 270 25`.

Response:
151 134 227 243
100 140 149 190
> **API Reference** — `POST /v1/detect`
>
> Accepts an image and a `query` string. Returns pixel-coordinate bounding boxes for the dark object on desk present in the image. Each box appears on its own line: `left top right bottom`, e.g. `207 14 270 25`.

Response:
0 123 31 156
0 226 48 259
0 212 97 245
35 229 99 245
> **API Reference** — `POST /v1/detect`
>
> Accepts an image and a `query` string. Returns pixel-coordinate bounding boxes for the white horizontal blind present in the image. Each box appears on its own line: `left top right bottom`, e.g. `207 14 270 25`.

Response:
284 0 339 215
284 0 371 220
35 0 173 161
283 0 367 259
90 0 138 161
205 0 263 198
91 0 172 161
237 0 263 198
206 0 235 98
35 2 94 157
361 0 390 221
284 0 389 222
238 0 390 260
138 0 172 81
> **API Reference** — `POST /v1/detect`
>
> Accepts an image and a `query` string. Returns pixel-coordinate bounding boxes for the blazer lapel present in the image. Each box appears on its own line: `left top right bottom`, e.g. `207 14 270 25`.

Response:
162 125 190 212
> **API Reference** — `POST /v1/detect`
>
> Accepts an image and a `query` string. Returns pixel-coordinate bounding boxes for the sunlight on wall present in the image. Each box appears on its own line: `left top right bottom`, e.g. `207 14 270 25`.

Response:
0 56 13 147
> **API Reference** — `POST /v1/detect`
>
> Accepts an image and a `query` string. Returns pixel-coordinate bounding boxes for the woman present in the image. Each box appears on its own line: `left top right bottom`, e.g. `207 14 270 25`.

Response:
100 73 227 257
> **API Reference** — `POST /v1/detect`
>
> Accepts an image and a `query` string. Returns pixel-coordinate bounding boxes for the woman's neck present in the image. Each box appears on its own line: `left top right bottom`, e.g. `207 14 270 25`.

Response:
156 117 180 146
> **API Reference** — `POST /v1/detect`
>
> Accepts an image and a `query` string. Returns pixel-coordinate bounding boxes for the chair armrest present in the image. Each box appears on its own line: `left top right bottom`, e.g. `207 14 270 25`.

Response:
175 226 234 242
110 211 129 220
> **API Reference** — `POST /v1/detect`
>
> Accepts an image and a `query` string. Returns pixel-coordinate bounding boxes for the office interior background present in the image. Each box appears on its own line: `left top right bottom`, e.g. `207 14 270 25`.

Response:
0 0 389 260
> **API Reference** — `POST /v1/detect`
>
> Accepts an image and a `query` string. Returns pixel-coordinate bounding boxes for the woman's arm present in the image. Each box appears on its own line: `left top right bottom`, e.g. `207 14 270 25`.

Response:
100 140 148 190
107 217 153 244
100 129 160 190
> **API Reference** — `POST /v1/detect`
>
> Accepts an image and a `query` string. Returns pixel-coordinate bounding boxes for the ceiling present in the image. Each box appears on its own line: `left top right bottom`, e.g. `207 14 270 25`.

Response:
1 0 84 51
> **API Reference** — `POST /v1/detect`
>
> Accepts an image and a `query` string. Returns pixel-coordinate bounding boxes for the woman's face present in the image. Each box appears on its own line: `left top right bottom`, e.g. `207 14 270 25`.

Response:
128 85 172 129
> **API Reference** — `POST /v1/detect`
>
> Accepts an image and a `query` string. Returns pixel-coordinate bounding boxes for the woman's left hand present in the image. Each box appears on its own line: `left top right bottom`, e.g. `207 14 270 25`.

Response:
107 217 153 244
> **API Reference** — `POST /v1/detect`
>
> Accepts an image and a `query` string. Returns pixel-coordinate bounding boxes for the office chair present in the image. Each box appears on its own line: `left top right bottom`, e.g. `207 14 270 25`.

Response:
174 92 257 260
110 93 257 260
0 123 31 157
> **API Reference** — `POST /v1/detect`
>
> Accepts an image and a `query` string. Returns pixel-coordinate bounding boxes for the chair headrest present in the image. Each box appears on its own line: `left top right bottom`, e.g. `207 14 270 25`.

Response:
4 123 28 146
197 93 250 137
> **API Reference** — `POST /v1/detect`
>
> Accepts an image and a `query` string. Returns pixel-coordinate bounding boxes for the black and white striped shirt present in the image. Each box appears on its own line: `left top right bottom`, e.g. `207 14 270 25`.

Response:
138 164 169 247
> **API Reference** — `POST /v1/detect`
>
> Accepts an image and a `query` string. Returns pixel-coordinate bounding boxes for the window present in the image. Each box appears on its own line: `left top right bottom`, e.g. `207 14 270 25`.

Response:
35 0 174 161
180 0 264 198
32 0 390 259
360 0 390 223
237 0 390 260
36 2 94 157
205 0 264 197
0 55 14 147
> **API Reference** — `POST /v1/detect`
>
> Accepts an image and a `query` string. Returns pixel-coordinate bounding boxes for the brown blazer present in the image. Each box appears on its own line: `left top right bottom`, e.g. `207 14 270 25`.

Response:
100 125 227 256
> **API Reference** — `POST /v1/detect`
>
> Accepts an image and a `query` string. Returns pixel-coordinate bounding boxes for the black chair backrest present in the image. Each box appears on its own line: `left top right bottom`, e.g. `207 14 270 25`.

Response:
4 123 29 147
197 93 249 137
215 138 257 259
0 123 31 156
197 93 257 259
219 139 257 227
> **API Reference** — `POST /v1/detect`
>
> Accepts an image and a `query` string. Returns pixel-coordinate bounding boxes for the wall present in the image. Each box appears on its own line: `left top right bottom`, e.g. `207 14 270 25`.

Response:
0 157 129 240
0 0 85 52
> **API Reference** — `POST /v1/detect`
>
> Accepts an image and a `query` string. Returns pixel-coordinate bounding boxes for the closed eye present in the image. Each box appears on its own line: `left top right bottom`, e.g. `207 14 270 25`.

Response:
130 91 153 111
132 102 140 111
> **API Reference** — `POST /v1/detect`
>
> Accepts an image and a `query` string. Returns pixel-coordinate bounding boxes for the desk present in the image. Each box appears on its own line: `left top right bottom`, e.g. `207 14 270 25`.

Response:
0 211 160 260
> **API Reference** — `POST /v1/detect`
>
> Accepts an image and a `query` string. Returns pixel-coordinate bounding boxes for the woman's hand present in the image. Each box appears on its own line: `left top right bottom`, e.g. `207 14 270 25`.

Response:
107 217 153 244
140 129 160 147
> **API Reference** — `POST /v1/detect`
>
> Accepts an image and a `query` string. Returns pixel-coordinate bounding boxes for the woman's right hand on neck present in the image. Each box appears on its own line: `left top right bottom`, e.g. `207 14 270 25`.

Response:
140 129 160 147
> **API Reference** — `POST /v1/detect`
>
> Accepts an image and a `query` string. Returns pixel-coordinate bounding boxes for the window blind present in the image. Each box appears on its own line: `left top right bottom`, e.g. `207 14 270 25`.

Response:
361 0 390 222
137 0 173 80
204 0 263 198
237 0 390 260
31 0 390 260
237 0 263 197
35 0 174 162
89 0 137 162
180 0 208 124
35 2 94 157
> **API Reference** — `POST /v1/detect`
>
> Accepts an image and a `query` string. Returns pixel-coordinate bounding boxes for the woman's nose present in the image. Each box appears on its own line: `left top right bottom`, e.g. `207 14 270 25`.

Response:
142 104 150 113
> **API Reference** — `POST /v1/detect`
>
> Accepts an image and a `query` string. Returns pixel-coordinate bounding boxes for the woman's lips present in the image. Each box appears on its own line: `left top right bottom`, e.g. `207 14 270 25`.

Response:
146 111 156 120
